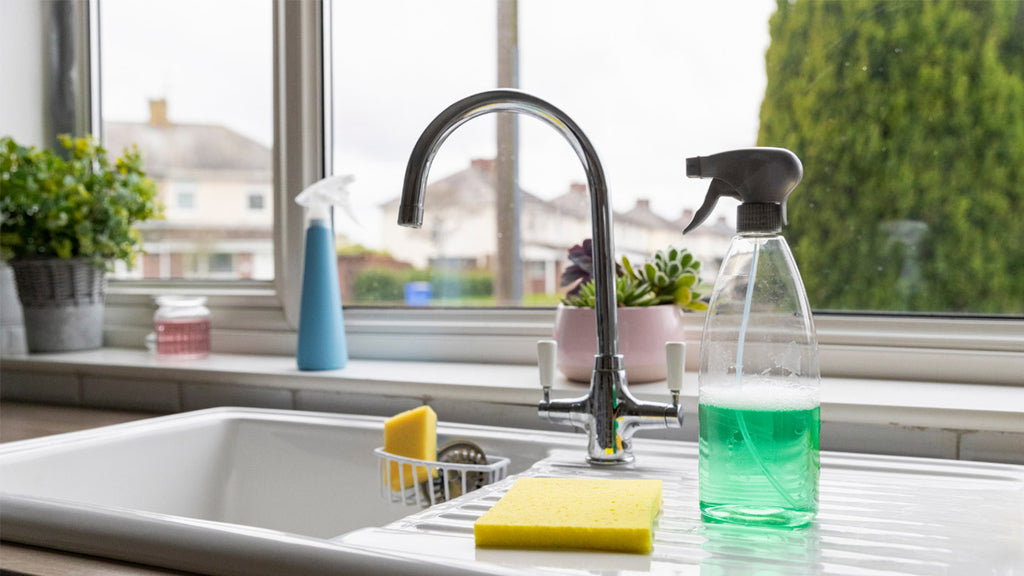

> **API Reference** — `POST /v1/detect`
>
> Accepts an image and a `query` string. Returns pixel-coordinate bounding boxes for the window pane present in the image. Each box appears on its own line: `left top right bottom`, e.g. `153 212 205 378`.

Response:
331 0 1023 316
100 0 273 281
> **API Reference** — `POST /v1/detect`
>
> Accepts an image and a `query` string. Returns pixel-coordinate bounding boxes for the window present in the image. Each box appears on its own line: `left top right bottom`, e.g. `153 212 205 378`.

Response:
44 0 1016 382
330 0 1023 319
99 0 274 282
207 253 234 274
247 190 266 212
172 182 197 211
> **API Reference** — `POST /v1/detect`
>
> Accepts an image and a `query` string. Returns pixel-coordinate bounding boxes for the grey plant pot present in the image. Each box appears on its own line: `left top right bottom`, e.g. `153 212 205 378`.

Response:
9 258 107 353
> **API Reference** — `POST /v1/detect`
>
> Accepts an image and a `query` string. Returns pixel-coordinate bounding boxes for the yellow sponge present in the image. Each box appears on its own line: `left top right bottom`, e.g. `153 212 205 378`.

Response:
474 477 662 554
383 405 437 491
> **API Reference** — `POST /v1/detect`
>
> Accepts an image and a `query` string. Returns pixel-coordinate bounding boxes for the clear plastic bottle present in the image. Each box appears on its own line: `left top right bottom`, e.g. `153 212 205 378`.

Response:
684 148 820 529
154 296 211 359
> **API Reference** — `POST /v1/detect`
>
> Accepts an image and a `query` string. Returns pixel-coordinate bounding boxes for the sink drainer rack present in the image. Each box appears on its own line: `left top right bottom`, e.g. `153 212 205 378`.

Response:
375 445 509 507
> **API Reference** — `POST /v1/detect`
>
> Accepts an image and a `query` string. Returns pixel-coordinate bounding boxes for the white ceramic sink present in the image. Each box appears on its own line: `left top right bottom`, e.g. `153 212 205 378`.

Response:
2 407 1023 575
0 407 585 575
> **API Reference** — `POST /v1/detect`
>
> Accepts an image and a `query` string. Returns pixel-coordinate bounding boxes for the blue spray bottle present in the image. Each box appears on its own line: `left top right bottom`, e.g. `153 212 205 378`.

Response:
294 175 353 371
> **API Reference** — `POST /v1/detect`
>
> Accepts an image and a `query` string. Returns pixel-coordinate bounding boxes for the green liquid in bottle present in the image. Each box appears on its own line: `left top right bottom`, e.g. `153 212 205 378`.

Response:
699 401 820 529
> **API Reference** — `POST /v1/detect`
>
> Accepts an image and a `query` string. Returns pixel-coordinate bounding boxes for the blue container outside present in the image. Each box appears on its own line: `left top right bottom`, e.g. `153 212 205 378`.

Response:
297 220 348 370
404 281 432 306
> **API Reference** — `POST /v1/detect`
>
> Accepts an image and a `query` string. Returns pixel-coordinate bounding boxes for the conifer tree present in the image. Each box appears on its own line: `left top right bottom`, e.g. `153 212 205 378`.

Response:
758 0 1024 313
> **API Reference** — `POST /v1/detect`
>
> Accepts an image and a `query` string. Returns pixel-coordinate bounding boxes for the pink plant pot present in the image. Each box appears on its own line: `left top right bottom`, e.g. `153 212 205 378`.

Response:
553 304 686 383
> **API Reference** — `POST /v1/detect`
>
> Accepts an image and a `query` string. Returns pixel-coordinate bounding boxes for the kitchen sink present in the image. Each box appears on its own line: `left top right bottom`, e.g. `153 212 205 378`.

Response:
2 406 1022 575
0 407 583 575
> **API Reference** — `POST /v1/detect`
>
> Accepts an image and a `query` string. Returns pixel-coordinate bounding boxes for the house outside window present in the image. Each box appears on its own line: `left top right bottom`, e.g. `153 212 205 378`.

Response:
100 0 273 282
331 0 1024 319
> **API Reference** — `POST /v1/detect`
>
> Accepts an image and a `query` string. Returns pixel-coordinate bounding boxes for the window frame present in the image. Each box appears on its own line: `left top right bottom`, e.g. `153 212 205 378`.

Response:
59 0 1022 386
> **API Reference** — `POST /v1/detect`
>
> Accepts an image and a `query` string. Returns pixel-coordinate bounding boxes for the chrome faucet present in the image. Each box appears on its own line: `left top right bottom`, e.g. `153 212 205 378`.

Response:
398 89 683 465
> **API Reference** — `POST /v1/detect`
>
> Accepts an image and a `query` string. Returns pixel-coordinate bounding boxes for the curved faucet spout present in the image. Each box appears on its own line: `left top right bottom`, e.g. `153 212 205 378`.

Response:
399 89 618 358
399 90 683 464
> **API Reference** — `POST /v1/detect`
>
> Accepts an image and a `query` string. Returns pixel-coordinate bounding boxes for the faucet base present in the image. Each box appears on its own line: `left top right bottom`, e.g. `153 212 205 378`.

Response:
586 453 635 466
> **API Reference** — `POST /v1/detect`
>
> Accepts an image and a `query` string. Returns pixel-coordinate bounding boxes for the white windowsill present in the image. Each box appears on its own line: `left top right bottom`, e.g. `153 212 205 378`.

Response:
2 348 1020 437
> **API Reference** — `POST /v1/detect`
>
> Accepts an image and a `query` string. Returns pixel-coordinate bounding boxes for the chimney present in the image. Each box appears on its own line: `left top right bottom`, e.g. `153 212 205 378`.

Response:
636 199 651 211
681 209 695 225
149 99 170 127
569 182 587 194
471 158 495 173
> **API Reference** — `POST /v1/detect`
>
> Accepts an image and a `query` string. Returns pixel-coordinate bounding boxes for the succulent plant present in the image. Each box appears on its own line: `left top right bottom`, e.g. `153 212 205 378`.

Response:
623 246 708 311
563 274 657 308
560 241 707 311
559 239 624 299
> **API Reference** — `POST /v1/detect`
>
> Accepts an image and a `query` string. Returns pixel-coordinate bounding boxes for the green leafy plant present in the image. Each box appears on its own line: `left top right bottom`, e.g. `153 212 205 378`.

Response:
0 134 161 265
561 241 708 311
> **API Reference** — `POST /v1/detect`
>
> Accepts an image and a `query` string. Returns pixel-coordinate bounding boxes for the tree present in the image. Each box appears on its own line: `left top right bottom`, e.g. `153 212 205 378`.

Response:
758 0 1024 314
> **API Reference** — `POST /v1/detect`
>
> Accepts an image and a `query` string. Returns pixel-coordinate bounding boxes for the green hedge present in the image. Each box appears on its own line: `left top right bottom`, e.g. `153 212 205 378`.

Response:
352 267 493 303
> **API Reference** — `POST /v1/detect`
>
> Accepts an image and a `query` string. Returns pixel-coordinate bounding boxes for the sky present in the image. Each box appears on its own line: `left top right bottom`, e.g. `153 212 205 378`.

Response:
101 0 777 248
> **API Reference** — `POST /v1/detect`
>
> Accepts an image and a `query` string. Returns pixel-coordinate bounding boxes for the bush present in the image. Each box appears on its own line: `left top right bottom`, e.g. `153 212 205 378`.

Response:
431 270 493 300
351 267 493 304
352 268 407 303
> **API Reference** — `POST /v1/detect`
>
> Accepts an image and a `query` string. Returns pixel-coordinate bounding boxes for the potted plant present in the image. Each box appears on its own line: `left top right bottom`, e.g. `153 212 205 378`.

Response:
0 135 160 352
555 239 707 382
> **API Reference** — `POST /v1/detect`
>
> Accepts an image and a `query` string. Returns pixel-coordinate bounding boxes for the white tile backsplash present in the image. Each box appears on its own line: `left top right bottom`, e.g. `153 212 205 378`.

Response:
1 370 80 404
822 421 959 459
294 389 421 417
959 430 1024 464
82 375 181 413
181 382 293 411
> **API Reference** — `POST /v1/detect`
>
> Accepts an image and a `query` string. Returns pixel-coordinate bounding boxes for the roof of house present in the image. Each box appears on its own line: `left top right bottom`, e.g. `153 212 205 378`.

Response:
547 182 591 220
671 211 734 238
104 121 271 178
384 163 692 234
621 199 676 230
381 158 547 210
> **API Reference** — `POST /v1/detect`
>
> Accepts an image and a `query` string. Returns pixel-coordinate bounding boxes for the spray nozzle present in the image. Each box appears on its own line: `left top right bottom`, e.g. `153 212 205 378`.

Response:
295 174 357 224
683 147 803 234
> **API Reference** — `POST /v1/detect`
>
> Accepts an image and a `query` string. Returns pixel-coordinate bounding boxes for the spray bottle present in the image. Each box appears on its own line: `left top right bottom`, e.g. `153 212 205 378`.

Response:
294 175 354 371
683 148 820 529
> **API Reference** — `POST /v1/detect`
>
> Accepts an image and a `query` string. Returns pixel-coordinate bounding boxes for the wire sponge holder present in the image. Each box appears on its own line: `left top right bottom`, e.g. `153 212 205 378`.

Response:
375 446 510 507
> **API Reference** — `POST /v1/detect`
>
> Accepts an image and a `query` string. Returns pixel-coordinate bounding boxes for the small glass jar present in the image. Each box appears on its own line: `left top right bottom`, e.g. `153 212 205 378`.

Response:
153 296 210 359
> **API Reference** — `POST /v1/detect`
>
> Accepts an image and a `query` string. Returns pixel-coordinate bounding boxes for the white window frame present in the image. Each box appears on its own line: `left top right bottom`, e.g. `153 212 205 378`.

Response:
62 0 1022 386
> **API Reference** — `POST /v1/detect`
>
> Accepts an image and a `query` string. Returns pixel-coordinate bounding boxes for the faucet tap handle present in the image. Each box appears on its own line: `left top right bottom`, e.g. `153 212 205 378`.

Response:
666 341 685 407
537 339 557 402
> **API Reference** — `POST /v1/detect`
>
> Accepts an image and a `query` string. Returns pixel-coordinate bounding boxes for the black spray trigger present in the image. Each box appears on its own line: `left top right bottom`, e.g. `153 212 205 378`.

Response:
685 147 802 234
683 178 739 235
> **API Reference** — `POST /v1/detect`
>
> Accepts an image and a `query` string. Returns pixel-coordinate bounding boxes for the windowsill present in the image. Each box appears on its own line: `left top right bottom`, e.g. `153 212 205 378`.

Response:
2 348 1020 437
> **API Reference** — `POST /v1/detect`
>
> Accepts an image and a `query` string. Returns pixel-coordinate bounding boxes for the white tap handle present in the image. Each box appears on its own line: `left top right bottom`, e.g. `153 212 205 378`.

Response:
666 341 685 394
537 339 557 392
